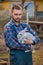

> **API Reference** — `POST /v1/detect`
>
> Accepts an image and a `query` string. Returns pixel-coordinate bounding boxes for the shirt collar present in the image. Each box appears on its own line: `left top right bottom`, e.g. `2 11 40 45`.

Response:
10 18 21 27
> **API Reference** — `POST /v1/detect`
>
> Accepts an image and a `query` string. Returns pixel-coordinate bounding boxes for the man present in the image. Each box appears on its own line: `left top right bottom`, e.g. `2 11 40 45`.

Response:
3 4 40 65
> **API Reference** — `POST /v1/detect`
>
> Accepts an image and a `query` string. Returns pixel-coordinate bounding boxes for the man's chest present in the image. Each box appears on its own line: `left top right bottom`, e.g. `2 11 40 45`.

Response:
11 25 24 37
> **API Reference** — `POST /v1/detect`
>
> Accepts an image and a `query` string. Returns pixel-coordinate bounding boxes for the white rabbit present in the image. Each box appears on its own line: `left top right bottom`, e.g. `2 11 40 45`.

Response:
17 27 36 44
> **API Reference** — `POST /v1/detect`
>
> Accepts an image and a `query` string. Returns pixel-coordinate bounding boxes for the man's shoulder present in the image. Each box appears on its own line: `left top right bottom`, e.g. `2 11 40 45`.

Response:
21 22 29 27
4 22 10 28
21 22 27 26
4 20 12 30
21 22 27 24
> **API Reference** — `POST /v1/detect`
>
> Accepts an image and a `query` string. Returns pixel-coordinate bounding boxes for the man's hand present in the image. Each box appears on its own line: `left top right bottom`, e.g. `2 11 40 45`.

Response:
25 39 33 44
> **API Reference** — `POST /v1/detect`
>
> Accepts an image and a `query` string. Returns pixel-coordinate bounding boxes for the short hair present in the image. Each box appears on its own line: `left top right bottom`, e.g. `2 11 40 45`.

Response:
11 4 22 12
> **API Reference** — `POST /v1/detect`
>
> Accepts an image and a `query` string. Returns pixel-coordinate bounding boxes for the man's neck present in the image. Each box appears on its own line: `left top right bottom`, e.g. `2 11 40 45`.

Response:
14 21 20 25
12 18 20 25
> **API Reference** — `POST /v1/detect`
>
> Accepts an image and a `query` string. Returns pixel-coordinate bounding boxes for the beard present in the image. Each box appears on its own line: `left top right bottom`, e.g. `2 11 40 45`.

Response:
15 18 20 22
12 17 21 23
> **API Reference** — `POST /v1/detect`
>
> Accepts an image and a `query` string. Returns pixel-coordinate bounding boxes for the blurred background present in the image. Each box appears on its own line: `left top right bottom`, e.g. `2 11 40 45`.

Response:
0 0 43 65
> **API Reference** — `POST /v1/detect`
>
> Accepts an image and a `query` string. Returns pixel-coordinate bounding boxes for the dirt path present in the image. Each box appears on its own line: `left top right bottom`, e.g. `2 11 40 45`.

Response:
33 40 43 65
0 36 43 65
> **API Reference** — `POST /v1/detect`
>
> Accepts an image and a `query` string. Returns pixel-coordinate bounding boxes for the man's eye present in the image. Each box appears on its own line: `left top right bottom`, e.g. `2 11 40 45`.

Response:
14 14 18 15
14 14 22 15
19 14 22 15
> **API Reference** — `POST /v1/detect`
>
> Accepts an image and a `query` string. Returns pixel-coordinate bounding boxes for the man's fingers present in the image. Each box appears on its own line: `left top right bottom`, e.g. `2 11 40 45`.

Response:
25 39 33 44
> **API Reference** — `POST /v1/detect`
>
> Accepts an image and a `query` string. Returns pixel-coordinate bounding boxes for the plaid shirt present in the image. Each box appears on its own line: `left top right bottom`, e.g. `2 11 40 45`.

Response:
3 19 40 51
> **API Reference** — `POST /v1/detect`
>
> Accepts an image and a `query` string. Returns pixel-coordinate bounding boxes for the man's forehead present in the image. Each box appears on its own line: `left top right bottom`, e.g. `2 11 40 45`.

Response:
13 9 22 13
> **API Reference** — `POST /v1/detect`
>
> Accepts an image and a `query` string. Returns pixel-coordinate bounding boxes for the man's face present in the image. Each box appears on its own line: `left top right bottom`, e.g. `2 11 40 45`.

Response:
11 9 22 22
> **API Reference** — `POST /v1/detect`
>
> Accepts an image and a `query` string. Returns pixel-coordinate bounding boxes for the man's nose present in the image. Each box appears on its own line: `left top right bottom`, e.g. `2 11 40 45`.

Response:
17 15 21 18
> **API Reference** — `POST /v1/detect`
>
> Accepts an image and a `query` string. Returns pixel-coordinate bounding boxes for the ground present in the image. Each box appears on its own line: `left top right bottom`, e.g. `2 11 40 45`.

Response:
33 39 43 65
0 35 43 65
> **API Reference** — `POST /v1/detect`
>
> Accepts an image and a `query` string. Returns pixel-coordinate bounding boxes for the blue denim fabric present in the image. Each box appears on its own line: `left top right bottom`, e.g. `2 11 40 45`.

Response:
10 49 33 65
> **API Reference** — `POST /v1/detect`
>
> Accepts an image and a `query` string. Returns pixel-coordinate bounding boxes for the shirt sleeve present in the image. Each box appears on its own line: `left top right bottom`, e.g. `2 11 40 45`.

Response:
3 25 31 50
27 24 40 44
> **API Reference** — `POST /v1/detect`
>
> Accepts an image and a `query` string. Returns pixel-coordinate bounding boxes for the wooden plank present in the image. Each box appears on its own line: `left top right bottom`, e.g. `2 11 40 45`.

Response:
0 62 9 64
39 34 43 37
22 20 43 24
28 21 43 25
0 60 9 65
0 57 10 65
